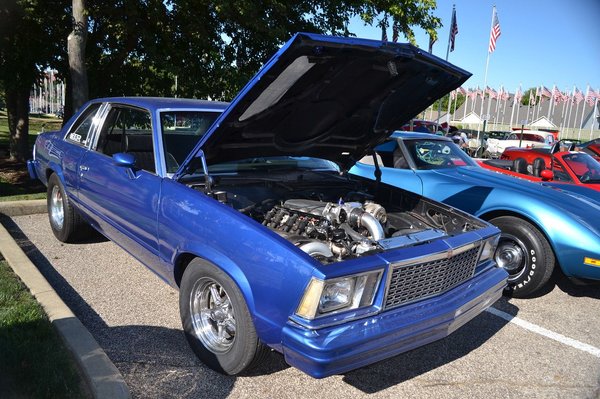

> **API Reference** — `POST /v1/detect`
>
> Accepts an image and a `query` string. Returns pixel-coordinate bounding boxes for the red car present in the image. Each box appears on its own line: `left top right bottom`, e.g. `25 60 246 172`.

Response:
479 144 600 192
579 138 600 161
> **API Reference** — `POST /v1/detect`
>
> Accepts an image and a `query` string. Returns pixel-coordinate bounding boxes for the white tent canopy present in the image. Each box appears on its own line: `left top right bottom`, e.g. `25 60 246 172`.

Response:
529 116 557 129
459 112 483 124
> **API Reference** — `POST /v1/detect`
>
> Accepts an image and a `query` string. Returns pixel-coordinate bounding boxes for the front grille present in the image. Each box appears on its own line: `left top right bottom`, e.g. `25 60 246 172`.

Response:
384 245 480 309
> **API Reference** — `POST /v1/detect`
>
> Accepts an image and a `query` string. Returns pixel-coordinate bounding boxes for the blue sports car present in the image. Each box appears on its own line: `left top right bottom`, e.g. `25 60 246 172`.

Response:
350 132 600 297
28 33 507 378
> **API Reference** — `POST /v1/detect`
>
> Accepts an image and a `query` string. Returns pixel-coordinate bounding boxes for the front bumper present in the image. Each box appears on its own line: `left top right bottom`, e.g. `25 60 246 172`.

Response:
281 266 507 378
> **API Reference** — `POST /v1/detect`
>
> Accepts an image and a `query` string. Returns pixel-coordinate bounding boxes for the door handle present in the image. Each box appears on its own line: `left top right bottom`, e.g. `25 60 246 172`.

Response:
79 165 89 171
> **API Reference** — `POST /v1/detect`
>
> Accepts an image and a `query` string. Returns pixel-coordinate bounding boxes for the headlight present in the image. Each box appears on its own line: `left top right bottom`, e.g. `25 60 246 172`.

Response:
479 234 500 264
296 270 382 320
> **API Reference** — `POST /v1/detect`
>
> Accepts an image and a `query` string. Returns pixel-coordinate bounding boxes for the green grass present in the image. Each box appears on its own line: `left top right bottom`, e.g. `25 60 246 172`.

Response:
0 191 46 201
0 260 85 398
0 113 62 148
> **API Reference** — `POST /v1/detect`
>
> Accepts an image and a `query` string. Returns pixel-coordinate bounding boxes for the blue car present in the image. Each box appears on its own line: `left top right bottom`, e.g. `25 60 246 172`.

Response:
28 33 507 378
350 132 600 297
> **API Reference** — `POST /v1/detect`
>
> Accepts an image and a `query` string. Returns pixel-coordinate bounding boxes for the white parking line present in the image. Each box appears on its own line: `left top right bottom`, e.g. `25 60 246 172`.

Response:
486 307 600 358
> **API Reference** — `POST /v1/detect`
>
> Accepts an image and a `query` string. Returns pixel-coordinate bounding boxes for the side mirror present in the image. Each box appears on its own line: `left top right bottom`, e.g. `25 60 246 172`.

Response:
113 152 136 168
540 169 554 181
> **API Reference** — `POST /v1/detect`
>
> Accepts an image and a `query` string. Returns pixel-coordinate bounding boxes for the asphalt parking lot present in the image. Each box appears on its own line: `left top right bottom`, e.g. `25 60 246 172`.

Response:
6 213 600 399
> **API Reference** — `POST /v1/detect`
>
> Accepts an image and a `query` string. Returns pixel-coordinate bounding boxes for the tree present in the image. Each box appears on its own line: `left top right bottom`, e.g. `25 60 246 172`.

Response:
0 0 70 161
68 0 89 113
78 0 441 101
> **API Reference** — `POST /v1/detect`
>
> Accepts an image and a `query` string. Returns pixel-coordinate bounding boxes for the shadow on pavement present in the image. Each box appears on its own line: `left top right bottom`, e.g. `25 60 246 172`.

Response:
342 301 516 393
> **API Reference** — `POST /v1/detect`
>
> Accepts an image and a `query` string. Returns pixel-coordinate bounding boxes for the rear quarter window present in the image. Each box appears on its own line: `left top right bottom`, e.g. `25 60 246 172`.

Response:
66 103 102 146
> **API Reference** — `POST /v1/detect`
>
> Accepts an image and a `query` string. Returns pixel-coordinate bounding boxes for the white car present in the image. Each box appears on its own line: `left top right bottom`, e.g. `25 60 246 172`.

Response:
485 130 556 158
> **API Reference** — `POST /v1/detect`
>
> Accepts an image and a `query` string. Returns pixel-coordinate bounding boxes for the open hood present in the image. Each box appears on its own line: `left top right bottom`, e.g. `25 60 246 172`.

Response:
175 32 471 178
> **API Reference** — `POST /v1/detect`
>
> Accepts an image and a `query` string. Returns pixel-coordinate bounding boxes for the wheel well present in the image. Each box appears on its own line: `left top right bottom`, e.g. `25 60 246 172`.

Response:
173 252 196 287
46 168 55 180
479 209 558 262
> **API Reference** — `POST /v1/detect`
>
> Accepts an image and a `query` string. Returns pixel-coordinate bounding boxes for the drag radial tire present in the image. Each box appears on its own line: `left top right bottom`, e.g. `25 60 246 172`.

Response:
490 216 555 298
47 173 89 243
179 259 268 375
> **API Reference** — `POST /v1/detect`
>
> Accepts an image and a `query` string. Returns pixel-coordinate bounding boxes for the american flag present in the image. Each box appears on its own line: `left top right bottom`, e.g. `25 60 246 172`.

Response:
428 34 436 53
552 87 562 104
540 86 552 98
529 90 536 106
574 89 584 104
457 87 467 95
586 89 599 106
449 7 458 52
486 86 498 99
488 7 501 53
514 88 523 103
380 18 388 41
392 22 399 43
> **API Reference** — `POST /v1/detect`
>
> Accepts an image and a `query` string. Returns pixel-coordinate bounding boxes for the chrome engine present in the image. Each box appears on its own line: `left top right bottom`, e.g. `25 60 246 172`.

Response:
262 199 389 261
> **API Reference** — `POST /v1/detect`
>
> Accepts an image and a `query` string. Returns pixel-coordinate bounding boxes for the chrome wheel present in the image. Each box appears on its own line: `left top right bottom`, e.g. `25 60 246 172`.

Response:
189 278 236 353
50 185 64 230
495 233 527 282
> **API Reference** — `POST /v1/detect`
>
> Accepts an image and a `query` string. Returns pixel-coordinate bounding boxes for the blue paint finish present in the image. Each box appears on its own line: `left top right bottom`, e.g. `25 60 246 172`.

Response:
77 150 162 268
350 131 600 281
282 266 506 378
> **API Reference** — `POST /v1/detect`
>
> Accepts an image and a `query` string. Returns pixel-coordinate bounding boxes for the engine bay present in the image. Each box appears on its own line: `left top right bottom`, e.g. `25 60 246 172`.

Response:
190 173 485 264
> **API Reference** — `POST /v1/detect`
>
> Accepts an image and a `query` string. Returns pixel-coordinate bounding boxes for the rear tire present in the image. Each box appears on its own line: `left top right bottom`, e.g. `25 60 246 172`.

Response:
490 216 555 297
47 173 90 243
179 259 268 375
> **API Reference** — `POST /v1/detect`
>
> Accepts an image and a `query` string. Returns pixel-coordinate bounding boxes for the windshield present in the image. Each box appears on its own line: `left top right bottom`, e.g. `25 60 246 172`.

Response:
507 133 548 143
208 156 340 174
561 153 600 184
160 110 221 173
403 139 478 170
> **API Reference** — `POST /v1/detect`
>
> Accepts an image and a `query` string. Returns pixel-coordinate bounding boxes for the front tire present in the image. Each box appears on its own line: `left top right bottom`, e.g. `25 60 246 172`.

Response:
47 173 89 243
179 259 268 375
490 216 555 297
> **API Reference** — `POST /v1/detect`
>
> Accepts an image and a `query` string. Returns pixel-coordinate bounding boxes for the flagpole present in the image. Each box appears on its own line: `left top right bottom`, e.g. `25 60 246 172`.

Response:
573 88 581 138
462 90 468 120
566 86 575 137
446 90 453 125
591 96 598 140
579 85 589 140
478 6 496 137
437 5 456 125
509 86 517 128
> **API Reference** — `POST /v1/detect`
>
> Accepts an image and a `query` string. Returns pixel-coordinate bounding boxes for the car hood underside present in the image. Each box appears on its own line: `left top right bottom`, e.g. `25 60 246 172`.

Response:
176 33 471 177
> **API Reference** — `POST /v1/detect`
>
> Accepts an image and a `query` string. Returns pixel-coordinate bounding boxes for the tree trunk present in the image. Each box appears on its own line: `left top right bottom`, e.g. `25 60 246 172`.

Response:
6 86 30 162
68 0 88 114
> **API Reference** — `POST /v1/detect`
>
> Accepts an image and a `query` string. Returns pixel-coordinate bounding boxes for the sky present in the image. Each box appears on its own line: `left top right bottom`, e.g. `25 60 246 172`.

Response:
348 0 600 95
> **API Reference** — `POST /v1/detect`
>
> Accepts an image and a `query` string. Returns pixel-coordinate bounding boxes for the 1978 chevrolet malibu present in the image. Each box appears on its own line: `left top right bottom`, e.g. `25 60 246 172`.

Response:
28 33 507 378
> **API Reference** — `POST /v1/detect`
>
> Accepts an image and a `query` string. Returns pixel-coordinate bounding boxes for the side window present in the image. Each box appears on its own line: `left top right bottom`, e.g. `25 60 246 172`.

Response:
96 106 155 173
66 103 102 146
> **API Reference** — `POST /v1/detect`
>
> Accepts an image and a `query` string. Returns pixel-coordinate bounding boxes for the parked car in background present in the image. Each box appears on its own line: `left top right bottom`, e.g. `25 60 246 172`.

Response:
485 130 556 158
350 131 600 297
28 33 507 378
579 138 600 161
480 143 600 192
400 119 445 134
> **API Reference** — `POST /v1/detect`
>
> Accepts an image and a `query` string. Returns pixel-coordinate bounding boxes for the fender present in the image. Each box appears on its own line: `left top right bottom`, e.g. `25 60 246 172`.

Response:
172 242 257 315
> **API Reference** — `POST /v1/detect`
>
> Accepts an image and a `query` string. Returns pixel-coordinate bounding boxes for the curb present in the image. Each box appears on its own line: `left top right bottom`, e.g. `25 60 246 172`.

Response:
0 199 47 216
0 218 130 398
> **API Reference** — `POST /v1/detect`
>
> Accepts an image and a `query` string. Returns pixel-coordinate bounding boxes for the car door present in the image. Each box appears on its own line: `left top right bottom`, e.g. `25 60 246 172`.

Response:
77 104 161 268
